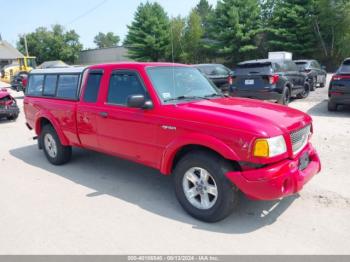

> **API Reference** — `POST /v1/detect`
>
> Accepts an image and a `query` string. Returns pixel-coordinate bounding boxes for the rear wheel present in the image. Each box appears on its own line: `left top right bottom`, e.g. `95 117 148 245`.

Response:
297 83 310 99
40 124 72 165
174 151 239 222
278 87 290 105
328 101 337 111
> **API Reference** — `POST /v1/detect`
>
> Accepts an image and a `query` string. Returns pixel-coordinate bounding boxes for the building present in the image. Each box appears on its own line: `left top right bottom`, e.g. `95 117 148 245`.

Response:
78 46 131 65
0 36 24 69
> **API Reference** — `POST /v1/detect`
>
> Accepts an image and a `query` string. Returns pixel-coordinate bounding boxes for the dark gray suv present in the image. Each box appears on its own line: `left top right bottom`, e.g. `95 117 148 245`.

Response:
230 59 309 105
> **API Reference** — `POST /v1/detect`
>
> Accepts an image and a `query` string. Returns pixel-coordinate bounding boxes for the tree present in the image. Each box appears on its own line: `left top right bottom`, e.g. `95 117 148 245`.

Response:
194 0 213 30
312 0 350 69
124 2 170 61
183 10 204 63
207 0 261 64
94 32 120 48
266 0 316 59
169 16 186 62
17 24 83 64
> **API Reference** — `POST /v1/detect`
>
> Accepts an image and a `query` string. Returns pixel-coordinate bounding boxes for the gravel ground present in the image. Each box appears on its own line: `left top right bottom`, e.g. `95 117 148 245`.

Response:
0 76 350 255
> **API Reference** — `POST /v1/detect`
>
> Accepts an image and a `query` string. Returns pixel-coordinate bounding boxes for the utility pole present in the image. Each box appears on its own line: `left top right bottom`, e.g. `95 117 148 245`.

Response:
23 34 29 57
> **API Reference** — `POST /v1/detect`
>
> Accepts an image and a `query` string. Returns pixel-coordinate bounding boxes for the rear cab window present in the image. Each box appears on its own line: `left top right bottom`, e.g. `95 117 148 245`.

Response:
56 75 79 99
26 68 84 100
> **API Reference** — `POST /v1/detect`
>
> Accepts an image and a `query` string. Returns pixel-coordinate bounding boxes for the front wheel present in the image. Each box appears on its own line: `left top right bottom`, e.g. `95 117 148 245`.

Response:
174 152 239 222
7 114 18 121
41 125 72 165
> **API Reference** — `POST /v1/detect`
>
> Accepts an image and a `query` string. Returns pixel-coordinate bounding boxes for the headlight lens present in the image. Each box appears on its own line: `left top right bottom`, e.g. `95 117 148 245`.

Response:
253 135 287 158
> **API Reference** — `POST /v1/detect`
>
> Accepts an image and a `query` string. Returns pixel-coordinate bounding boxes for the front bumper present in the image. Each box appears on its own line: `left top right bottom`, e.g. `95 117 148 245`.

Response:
0 106 20 118
225 143 321 200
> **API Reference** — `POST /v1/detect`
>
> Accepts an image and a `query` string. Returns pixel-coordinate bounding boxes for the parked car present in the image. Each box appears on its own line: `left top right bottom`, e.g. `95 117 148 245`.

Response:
24 63 321 222
294 59 327 91
0 88 20 120
193 64 233 92
328 58 350 111
10 72 28 92
230 59 310 105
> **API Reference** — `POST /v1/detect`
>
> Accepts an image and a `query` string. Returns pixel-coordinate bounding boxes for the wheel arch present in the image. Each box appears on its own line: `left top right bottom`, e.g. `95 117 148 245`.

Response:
160 134 240 175
34 114 70 146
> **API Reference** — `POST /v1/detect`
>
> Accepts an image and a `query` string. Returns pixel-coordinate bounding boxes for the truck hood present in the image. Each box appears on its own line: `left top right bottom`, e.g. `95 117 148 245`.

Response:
174 97 312 137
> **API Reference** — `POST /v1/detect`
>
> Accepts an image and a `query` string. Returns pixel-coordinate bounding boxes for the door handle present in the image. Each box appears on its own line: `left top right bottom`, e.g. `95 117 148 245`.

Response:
99 112 108 118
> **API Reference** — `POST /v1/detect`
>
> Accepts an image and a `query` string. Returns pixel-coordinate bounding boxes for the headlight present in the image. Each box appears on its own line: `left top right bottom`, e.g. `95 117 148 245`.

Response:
253 135 287 158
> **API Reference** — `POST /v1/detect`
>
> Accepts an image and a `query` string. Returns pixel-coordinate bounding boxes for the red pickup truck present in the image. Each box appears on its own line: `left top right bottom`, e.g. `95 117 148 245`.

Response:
24 63 321 222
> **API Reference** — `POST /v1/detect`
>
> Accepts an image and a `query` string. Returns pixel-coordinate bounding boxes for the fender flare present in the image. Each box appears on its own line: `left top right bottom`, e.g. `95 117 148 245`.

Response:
34 111 70 146
160 133 240 175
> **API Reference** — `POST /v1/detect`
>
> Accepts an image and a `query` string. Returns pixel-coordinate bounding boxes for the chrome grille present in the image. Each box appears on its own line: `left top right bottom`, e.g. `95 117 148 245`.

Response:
290 125 311 154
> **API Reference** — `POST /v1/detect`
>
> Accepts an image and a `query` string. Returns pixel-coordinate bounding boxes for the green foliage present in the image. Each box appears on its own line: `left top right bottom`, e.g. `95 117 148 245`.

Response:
194 0 213 30
169 16 186 62
183 10 204 63
17 24 83 65
124 2 170 61
94 32 120 48
266 0 316 58
206 0 261 64
313 0 350 68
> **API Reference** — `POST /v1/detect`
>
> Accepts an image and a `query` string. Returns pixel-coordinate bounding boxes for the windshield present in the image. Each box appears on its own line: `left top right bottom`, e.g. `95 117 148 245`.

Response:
147 66 219 103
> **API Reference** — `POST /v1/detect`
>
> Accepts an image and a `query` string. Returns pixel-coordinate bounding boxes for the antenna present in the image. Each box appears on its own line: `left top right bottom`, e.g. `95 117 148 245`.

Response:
170 17 177 106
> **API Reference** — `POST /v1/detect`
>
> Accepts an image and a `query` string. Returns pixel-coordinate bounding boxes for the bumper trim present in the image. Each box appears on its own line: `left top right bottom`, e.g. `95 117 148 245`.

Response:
226 143 321 200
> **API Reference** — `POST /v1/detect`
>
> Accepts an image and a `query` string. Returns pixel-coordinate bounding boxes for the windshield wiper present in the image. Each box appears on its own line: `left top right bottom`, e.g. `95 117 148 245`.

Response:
204 93 226 98
164 95 211 103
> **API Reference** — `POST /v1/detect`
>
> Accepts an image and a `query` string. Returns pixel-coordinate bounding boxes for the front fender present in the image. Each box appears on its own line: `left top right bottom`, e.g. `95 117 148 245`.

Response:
160 133 240 175
34 110 70 146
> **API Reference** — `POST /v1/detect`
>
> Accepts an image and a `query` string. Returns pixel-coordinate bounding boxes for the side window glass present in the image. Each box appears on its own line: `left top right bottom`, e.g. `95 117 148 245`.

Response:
83 72 103 103
43 75 57 96
27 74 44 96
56 75 79 99
107 71 147 105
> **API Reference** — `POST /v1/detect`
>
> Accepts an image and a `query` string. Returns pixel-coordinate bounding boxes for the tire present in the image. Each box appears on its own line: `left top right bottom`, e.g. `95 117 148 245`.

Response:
174 151 239 222
278 87 290 105
297 83 310 99
328 101 337 111
40 124 72 165
7 114 19 121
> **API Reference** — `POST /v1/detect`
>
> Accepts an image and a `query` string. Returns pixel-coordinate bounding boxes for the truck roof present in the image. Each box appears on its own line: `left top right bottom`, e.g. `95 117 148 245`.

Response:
30 66 86 74
30 62 189 75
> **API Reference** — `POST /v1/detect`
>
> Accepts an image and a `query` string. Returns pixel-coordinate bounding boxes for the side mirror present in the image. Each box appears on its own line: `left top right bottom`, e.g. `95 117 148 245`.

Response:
127 94 153 109
321 65 326 71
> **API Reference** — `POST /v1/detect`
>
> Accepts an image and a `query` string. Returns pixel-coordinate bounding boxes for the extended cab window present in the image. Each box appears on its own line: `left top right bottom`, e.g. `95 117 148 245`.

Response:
43 75 58 96
83 71 103 103
56 74 79 99
27 74 44 96
107 71 147 105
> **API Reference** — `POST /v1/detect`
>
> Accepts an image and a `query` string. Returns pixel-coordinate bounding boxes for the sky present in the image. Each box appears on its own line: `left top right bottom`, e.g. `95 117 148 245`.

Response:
0 0 218 49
